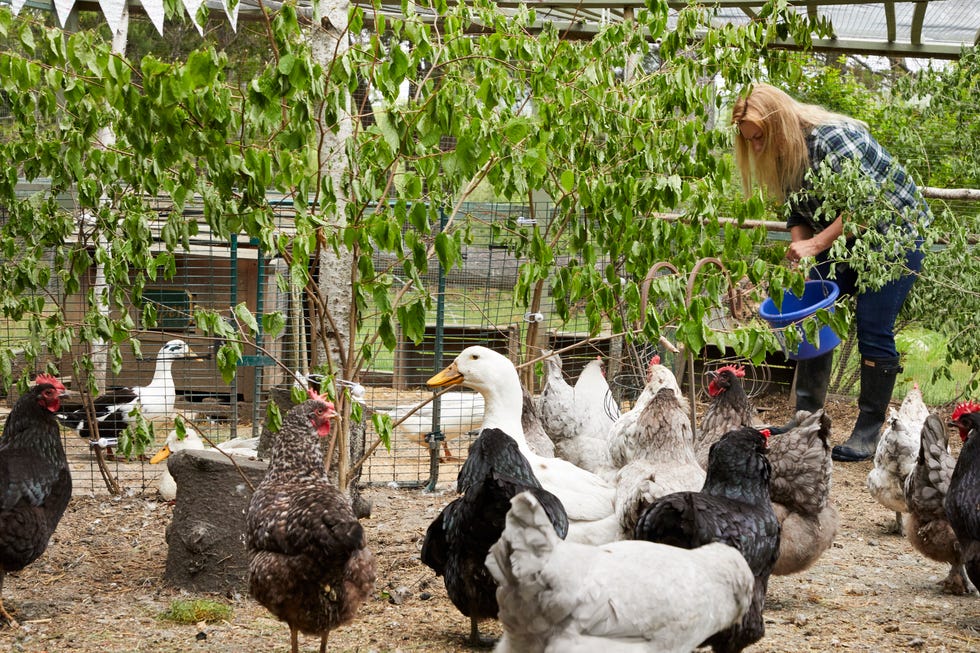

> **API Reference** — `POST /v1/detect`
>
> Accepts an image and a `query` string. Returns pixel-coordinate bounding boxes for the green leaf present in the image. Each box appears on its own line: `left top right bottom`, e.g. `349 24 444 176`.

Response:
234 303 259 337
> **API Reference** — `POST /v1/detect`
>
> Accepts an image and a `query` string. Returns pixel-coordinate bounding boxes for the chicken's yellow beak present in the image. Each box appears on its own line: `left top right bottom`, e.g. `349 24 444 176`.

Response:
427 361 464 389
149 444 172 465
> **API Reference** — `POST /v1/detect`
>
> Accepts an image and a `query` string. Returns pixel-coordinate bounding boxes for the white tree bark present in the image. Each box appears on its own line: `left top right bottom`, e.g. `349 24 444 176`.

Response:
309 1 355 486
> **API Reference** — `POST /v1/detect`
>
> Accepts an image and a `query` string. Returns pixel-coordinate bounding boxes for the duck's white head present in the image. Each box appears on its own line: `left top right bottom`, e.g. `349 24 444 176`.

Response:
149 425 205 464
427 346 525 444
427 346 518 394
158 339 195 360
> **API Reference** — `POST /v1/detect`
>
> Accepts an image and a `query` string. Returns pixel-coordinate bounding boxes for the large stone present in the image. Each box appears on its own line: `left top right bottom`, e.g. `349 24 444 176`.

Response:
163 449 268 592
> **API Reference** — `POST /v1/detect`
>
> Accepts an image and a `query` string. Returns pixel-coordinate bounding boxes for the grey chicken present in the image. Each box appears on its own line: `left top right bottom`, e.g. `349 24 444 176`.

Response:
421 427 567 645
634 427 781 653
695 365 758 467
903 413 970 595
520 386 555 458
767 410 839 575
246 394 376 652
866 383 929 534
0 374 70 627
606 356 704 534
536 351 616 473
610 386 705 535
945 401 980 592
487 491 754 653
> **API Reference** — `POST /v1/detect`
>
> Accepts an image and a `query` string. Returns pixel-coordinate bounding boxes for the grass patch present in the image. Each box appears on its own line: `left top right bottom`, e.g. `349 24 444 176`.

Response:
895 327 973 405
159 599 233 624
834 327 972 406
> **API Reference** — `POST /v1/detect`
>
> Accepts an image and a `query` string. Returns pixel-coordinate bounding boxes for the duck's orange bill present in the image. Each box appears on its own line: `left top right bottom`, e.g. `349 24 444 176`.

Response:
426 362 464 388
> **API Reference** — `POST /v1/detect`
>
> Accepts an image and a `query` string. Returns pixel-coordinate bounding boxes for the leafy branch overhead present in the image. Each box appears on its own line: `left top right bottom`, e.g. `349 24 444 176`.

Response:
0 0 978 423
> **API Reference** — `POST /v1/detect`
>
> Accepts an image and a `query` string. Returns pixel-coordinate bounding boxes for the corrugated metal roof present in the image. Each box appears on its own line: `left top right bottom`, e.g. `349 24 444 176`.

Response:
3 0 978 59
334 1 979 60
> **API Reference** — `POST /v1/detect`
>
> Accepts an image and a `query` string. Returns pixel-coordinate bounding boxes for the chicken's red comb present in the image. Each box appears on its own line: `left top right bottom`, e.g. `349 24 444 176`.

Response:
716 364 745 378
307 386 323 401
951 400 980 421
34 373 64 390
648 354 661 368
759 428 771 439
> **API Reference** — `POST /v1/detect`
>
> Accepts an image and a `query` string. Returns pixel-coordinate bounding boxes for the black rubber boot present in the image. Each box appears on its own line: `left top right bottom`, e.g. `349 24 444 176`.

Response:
832 356 902 462
794 350 834 413
771 351 834 434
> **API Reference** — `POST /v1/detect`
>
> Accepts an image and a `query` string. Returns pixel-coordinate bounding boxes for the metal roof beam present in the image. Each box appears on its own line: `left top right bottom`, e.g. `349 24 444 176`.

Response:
885 1 896 43
777 36 965 59
483 1 932 7
910 1 927 45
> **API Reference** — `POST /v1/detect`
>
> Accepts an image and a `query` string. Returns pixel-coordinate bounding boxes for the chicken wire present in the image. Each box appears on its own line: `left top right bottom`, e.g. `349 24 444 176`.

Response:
3 190 978 495
0 192 296 496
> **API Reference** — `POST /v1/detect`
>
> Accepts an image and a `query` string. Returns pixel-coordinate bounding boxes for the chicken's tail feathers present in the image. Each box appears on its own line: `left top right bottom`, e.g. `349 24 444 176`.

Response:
486 491 562 589
633 495 690 545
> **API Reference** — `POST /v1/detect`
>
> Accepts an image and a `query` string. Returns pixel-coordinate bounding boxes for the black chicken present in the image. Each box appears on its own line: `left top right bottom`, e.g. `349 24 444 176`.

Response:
634 427 780 653
946 400 980 591
246 394 376 653
0 374 70 627
421 427 568 646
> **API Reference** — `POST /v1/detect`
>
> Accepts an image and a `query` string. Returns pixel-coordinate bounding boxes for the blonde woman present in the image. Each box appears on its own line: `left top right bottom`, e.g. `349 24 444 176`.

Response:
732 83 930 462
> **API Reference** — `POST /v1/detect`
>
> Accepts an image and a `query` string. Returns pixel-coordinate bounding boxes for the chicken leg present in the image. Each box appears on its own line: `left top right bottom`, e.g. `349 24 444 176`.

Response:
469 615 496 647
0 572 20 628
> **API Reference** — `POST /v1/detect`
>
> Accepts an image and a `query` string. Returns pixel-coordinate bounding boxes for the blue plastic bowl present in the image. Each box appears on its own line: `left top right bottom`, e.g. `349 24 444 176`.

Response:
759 280 841 360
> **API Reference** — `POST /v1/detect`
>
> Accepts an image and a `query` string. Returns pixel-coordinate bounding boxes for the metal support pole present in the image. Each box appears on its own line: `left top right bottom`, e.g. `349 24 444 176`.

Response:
425 207 449 492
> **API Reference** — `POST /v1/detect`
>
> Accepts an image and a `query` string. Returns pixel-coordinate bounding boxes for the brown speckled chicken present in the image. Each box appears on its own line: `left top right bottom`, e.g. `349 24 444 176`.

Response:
0 375 70 628
606 357 704 534
767 409 839 575
903 413 969 595
946 401 980 592
695 365 757 468
246 394 376 652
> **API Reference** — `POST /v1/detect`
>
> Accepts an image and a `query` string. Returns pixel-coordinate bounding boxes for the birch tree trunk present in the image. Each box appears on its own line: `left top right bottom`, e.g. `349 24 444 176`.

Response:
309 2 358 491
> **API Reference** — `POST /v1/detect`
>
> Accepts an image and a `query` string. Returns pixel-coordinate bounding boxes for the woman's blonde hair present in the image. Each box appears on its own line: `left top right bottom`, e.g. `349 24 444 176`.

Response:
731 83 866 203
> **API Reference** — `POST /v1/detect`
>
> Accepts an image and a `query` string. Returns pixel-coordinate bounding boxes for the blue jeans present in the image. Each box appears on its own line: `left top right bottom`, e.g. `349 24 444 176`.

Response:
811 242 924 361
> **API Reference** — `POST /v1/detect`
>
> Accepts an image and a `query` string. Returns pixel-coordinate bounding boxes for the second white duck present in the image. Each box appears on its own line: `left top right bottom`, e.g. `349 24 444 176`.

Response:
428 346 621 544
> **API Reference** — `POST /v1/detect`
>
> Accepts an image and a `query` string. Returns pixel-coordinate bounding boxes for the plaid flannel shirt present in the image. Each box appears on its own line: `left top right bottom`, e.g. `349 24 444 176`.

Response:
785 123 932 232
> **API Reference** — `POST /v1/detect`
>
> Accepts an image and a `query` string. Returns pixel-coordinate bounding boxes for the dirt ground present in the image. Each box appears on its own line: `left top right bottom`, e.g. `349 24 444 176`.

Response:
1 394 979 653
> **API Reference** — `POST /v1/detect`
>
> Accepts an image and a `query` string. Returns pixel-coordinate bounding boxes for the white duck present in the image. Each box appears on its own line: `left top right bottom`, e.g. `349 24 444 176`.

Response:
60 339 196 444
428 346 621 544
383 391 484 460
150 425 259 500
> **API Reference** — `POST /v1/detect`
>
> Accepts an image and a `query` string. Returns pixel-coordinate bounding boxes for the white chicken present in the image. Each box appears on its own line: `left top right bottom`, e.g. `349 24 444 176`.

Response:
486 491 754 653
536 352 617 473
428 346 622 545
604 355 705 534
866 382 929 534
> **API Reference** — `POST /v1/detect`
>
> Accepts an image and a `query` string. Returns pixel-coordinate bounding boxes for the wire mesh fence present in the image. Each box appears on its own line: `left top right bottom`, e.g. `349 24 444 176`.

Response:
3 190 975 495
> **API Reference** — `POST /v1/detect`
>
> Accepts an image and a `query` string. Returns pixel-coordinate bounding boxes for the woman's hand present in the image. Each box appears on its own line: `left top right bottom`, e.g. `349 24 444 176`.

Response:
785 214 844 262
786 238 826 262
